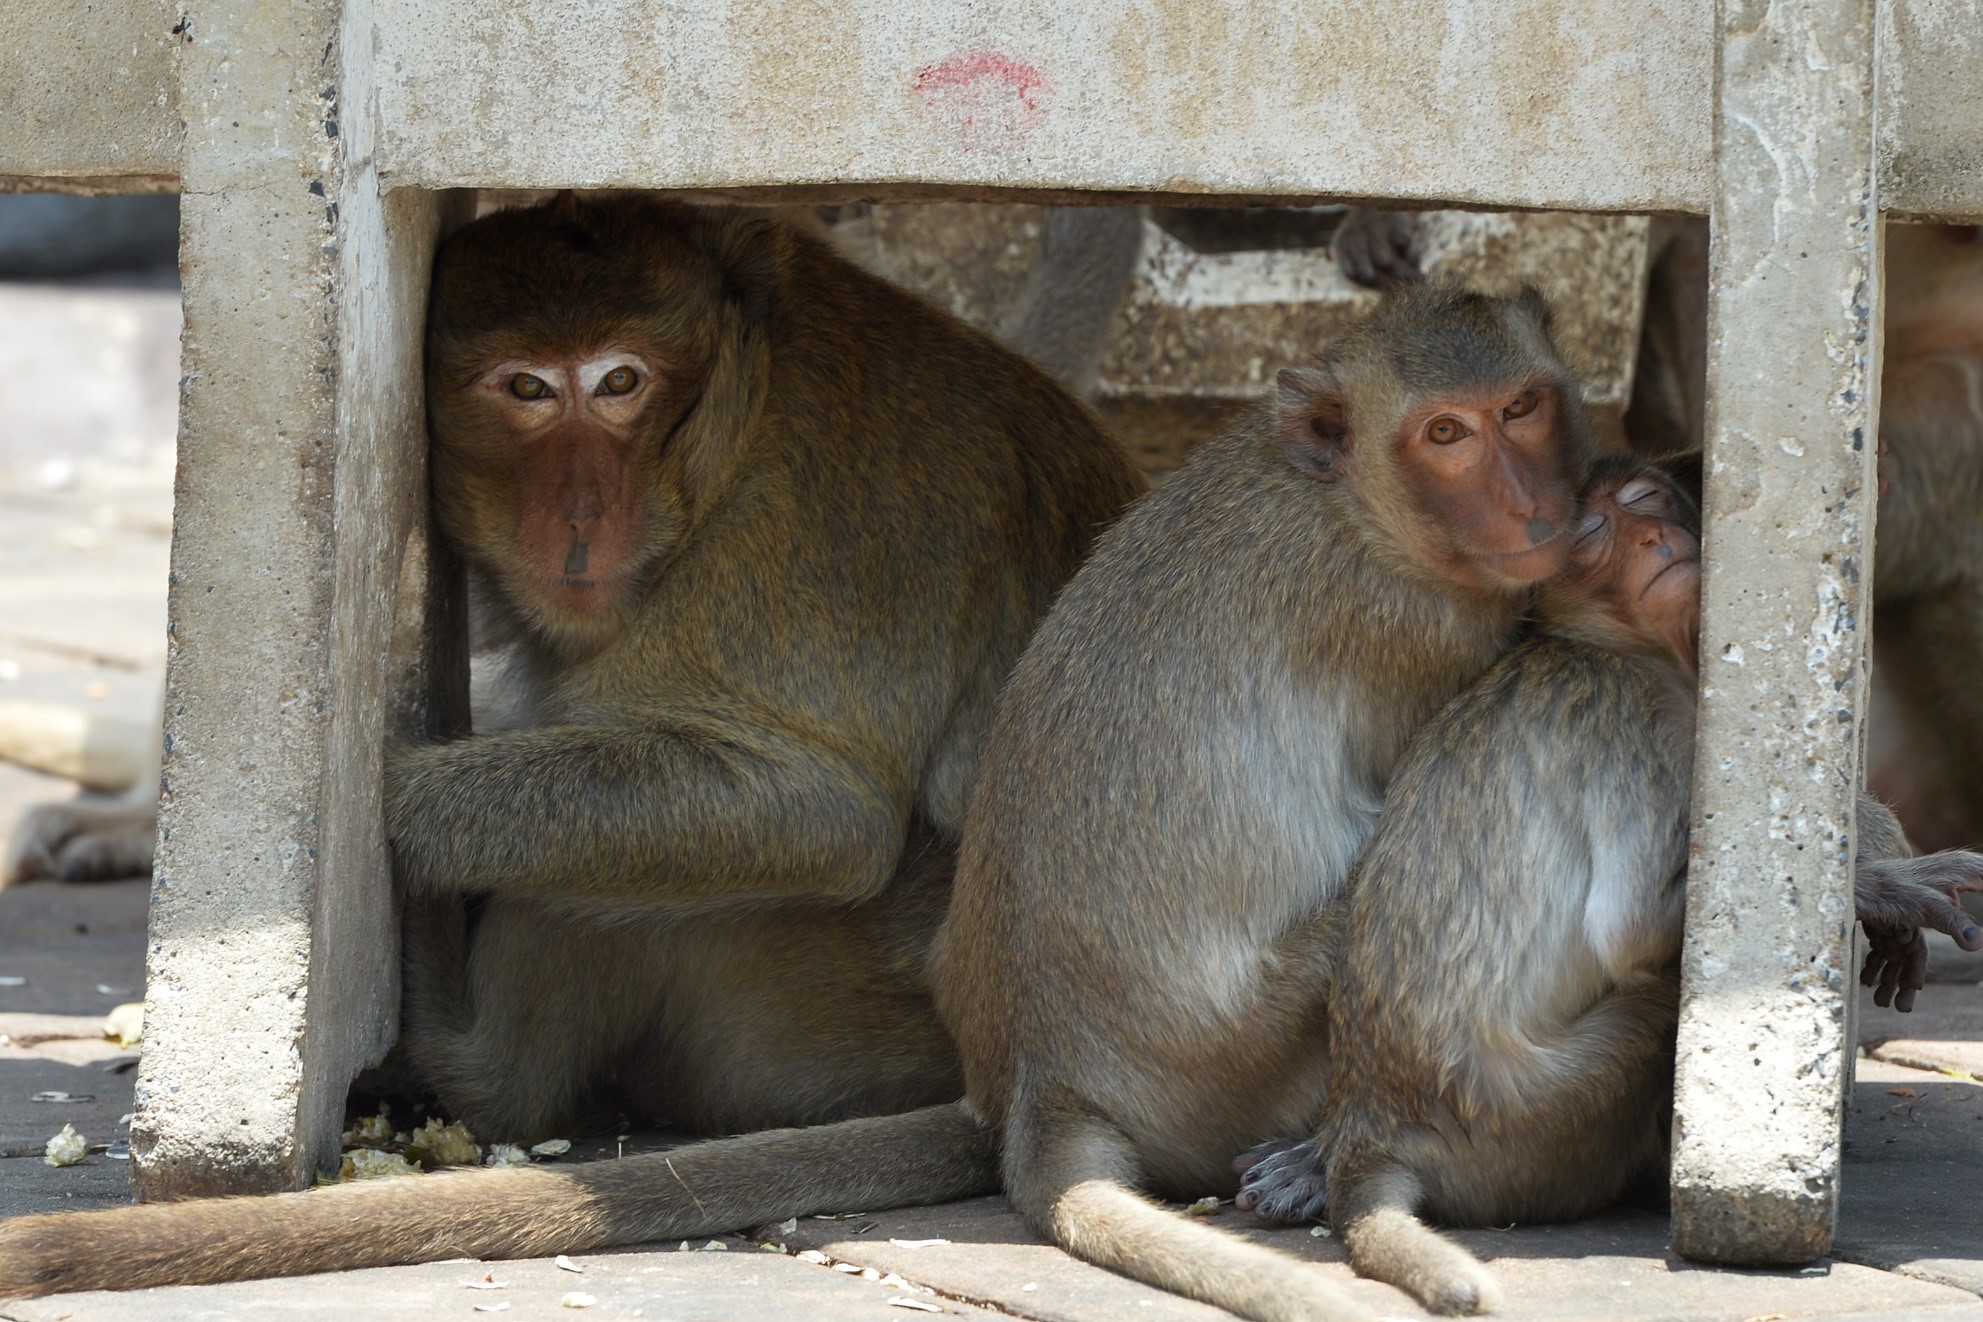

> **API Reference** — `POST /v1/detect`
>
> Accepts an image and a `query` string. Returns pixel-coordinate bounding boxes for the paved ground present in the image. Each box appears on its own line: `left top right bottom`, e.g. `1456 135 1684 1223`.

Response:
5 873 1983 1321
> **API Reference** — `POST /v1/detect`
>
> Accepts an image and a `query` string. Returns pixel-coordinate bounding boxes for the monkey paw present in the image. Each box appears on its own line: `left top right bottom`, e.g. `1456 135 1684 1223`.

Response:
1232 1137 1330 1224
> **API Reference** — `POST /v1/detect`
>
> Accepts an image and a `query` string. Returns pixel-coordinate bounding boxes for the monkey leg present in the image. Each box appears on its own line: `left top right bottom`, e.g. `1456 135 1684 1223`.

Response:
1005 1091 1374 1322
398 896 670 1140
0 1103 996 1297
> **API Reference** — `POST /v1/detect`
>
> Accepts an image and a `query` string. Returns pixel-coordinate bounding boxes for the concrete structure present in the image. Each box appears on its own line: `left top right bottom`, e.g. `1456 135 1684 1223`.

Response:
4 0 1982 1269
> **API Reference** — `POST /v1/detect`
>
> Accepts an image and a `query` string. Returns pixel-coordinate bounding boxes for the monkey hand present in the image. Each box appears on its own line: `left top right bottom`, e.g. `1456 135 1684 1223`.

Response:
1856 853 1983 1012
1332 209 1422 291
1232 1137 1330 1224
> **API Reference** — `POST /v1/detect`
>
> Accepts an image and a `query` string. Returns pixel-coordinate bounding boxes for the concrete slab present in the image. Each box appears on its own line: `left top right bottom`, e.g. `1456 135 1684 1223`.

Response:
0 1246 1006 1321
777 1197 1983 1322
0 882 148 1017
1839 1060 1983 1297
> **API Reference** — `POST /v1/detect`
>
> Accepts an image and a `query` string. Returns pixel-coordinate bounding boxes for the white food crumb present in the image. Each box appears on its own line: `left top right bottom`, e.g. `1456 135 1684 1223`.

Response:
1185 1196 1221 1216
797 1250 831 1265
339 1149 420 1181
886 1300 941 1314
530 1138 573 1157
1021 1283 1037 1292
44 1124 87 1167
1310 1225 1332 1238
700 1240 727 1252
776 1217 798 1234
889 1238 950 1249
559 1291 596 1308
484 1144 530 1168
555 1254 584 1272
473 1303 510 1313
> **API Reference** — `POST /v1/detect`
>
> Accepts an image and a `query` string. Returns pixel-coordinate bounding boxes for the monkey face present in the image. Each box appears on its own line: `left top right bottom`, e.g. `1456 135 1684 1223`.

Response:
1567 469 1701 668
1392 382 1581 588
461 350 659 619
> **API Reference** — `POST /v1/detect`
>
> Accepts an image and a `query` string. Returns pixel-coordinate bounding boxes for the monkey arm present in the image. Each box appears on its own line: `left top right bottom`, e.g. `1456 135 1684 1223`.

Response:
384 725 904 909
1853 792 1983 1011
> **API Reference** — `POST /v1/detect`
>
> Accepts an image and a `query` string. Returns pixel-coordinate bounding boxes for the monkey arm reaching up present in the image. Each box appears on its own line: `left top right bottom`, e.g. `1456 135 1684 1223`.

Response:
1855 795 1983 1011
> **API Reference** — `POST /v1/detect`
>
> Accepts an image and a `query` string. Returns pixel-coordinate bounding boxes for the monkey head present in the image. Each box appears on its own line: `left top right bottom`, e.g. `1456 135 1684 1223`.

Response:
424 195 783 648
1276 284 1591 592
1545 458 1702 671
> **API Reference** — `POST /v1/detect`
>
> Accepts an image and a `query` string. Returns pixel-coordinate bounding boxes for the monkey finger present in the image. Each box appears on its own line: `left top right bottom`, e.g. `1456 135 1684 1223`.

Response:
1232 1137 1307 1177
1912 892 1983 950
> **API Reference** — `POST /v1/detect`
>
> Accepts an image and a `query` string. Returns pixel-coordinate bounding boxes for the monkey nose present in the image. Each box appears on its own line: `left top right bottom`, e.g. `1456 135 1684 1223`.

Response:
1524 516 1556 545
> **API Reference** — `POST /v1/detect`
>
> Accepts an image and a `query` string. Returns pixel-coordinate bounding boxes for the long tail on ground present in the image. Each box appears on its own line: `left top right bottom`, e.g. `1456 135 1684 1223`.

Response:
0 1102 995 1298
1007 1099 1374 1322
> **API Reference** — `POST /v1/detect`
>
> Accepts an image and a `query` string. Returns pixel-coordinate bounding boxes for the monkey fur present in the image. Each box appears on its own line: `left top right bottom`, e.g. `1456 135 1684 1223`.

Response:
925 284 1590 1322
1231 459 1983 1316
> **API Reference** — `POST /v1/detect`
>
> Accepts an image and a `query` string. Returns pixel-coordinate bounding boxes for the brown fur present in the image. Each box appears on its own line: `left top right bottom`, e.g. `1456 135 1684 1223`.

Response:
1235 463 1983 1314
391 195 1141 1141
0 194 1141 1296
931 286 1591 1322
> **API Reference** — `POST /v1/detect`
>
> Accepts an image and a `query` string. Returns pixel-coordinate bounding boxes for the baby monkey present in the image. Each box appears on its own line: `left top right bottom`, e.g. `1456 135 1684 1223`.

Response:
1234 458 1983 1315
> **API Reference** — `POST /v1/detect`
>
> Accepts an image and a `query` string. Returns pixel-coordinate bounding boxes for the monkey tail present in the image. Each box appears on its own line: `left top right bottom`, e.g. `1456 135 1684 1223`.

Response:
0 1102 995 1298
1331 1157 1504 1317
1005 1095 1373 1322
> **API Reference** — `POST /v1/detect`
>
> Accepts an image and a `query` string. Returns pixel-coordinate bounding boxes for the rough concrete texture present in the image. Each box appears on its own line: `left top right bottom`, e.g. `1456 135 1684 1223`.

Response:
5 2 1981 218
357 0 1982 221
136 0 460 1198
829 204 1647 469
1669 0 1884 1265
0 0 179 189
1880 1 1983 224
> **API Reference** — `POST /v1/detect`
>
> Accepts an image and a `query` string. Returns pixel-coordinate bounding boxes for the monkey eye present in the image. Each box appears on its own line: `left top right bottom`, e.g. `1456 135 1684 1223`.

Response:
1573 511 1609 549
598 366 640 395
1425 416 1469 445
1617 478 1667 509
1504 390 1540 420
509 373 552 400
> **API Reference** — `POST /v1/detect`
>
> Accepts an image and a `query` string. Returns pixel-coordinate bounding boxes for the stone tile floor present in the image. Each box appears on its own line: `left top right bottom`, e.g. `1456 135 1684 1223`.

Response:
4 872 1983 1320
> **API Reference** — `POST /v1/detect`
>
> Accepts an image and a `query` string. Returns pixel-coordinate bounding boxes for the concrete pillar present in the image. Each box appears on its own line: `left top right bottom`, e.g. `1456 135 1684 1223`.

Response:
1670 0 1883 1264
132 0 466 1198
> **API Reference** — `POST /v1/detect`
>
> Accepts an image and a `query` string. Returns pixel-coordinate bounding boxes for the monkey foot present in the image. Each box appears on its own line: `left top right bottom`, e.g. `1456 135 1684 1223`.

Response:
1232 1137 1330 1224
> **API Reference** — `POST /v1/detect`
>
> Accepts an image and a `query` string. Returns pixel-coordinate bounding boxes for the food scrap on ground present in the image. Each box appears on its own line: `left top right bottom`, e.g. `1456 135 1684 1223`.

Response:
43 1122 87 1167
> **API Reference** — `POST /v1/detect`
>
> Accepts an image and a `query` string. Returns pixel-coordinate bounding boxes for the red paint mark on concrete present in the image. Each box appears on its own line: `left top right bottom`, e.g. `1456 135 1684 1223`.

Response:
914 50 1050 112
913 50 1052 145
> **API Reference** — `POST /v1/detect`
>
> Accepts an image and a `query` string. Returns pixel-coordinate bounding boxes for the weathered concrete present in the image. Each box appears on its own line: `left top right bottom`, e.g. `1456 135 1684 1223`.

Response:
0 1248 1009 1321
1669 0 1884 1266
134 0 465 1198
0 0 179 189
1880 1 1983 224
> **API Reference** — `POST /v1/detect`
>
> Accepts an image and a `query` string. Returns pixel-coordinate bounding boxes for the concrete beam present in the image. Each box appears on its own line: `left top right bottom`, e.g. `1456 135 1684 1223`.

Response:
1669 0 1883 1263
132 0 465 1197
0 0 179 188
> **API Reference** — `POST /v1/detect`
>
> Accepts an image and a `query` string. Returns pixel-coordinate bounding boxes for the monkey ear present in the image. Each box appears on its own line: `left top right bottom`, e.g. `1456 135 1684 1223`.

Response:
703 216 786 333
1514 284 1556 338
1277 367 1349 482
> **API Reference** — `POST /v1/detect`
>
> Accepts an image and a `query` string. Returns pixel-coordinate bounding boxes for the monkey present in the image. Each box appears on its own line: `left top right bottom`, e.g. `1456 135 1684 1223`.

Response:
1224 459 1983 1316
920 283 1591 1322
364 192 1144 1145
0 284 1577 1307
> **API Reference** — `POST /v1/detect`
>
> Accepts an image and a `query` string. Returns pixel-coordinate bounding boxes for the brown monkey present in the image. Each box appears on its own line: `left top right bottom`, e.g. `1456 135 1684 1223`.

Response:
925 284 1589 1322
1230 460 1983 1315
0 285 1575 1305
384 194 1142 1141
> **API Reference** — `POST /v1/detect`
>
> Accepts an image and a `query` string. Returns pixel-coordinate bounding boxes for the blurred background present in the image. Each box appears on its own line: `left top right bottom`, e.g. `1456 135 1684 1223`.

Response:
0 194 178 857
